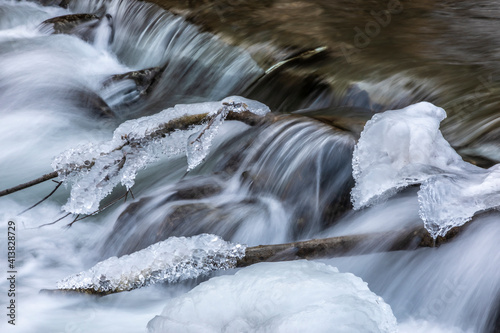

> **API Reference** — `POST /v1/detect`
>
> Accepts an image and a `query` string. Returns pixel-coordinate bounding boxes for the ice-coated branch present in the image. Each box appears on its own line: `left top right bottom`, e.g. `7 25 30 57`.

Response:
0 98 270 215
51 234 247 296
42 223 466 296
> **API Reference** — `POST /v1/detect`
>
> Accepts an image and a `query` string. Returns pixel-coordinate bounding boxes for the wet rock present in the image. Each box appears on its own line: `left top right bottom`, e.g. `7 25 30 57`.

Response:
33 0 70 8
103 178 225 256
100 66 167 109
39 13 114 45
72 89 115 118
39 13 99 34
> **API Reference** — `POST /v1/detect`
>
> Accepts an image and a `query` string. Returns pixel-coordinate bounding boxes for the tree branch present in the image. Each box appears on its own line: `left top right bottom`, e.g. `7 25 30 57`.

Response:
0 109 268 198
41 224 465 297
18 181 63 215
0 171 58 197
236 225 462 267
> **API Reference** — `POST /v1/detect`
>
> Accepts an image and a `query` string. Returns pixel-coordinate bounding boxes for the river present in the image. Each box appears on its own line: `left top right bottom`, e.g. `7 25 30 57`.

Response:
0 0 498 332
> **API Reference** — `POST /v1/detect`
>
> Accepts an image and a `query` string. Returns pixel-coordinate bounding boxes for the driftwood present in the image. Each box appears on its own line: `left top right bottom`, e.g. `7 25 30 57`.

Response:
40 224 465 297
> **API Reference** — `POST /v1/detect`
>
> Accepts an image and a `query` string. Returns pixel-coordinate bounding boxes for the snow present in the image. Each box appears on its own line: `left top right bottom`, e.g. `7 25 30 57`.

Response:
52 96 270 214
351 101 500 238
57 234 246 293
147 261 398 333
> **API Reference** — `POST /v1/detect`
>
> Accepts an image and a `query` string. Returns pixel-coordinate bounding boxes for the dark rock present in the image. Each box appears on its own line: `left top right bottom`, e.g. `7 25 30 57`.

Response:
72 89 115 118
39 13 114 45
102 66 166 99
33 0 70 8
39 13 99 35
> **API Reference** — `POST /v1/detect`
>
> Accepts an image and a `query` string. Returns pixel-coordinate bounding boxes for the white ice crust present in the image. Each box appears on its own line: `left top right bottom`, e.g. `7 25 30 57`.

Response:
351 101 500 237
147 260 398 333
57 234 246 293
52 96 269 214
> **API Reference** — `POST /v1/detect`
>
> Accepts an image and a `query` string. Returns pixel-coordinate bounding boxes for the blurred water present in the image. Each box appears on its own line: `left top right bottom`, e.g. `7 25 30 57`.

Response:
0 0 498 332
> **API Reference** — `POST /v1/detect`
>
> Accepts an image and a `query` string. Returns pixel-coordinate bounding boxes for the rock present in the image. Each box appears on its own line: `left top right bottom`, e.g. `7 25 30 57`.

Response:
102 178 225 256
72 89 115 118
102 66 166 102
39 13 114 45
39 13 99 34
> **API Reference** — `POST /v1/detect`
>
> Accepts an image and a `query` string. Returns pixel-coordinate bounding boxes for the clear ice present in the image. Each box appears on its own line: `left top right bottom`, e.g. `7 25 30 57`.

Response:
52 96 270 214
147 261 398 333
57 234 246 293
352 101 500 238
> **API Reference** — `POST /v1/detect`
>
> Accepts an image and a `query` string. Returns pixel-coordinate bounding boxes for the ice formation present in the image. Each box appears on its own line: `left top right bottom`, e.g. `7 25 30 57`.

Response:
351 101 500 237
57 234 246 293
52 96 269 214
147 261 398 333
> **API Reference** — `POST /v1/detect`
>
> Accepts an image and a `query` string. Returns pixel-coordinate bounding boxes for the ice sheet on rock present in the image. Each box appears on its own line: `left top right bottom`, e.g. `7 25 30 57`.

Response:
147 261 398 333
52 96 269 214
351 101 500 238
57 234 246 293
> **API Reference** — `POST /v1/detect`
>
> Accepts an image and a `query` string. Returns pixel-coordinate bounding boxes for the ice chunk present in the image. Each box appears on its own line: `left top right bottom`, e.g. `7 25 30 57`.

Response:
147 261 398 333
418 164 500 237
351 102 467 209
57 234 246 293
351 101 500 238
52 96 269 214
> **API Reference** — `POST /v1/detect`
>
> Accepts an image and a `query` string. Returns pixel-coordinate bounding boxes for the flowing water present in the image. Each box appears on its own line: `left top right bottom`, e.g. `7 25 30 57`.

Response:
0 0 499 332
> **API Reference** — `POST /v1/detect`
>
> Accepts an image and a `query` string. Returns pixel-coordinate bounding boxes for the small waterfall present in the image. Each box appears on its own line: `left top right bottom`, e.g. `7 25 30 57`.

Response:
103 117 355 257
69 0 263 115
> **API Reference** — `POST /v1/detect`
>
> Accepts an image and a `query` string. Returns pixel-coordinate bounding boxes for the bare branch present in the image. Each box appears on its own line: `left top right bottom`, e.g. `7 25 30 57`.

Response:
0 171 58 197
18 181 63 215
36 212 72 229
